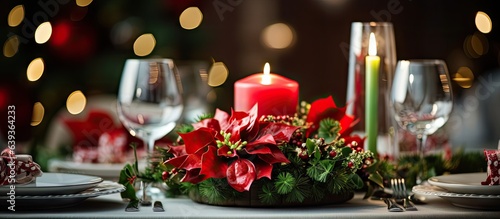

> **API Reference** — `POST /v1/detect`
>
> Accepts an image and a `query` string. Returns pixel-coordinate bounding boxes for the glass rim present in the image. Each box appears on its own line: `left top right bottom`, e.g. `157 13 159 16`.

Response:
351 22 393 27
398 59 446 65
125 58 174 64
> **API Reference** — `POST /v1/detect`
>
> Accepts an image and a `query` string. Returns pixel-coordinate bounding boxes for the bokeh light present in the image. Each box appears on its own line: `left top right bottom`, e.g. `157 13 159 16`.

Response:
31 102 45 126
76 0 93 7
208 62 229 87
66 90 87 115
133 33 156 56
475 11 492 34
179 7 203 30
261 23 295 49
8 5 24 27
27 58 45 82
453 67 474 89
35 22 52 44
3 35 20 58
463 33 489 58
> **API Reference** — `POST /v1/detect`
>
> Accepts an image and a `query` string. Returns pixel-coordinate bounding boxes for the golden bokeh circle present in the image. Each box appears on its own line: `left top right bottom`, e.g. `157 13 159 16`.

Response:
66 90 87 115
133 33 156 57
179 7 203 30
27 57 45 82
208 62 229 87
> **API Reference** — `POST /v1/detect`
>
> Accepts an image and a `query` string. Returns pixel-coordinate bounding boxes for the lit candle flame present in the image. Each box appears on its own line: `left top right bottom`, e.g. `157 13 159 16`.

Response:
368 32 377 56
261 62 271 85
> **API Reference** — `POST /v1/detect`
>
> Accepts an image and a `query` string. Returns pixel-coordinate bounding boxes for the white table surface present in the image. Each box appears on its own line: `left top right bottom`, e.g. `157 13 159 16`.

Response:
1 192 498 219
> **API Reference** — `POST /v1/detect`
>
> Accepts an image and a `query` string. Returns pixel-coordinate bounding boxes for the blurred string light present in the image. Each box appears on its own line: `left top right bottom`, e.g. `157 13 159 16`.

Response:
31 102 45 126
208 62 228 87
475 11 492 34
3 35 20 58
261 23 295 49
463 32 489 58
35 22 52 44
66 90 87 115
179 7 203 30
133 33 156 56
76 0 93 7
8 5 24 27
27 58 45 82
453 67 474 89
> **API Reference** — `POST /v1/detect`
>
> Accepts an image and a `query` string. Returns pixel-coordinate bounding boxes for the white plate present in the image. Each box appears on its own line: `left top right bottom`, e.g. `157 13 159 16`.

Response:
413 184 500 210
428 172 500 195
48 159 125 180
0 181 124 210
48 159 146 180
0 173 103 196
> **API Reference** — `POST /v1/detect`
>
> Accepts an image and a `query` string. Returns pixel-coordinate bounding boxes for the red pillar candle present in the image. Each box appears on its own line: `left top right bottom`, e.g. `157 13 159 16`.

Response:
234 63 299 117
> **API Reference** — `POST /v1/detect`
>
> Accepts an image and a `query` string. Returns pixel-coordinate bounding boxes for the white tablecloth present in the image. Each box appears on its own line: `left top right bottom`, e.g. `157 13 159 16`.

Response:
1 193 498 218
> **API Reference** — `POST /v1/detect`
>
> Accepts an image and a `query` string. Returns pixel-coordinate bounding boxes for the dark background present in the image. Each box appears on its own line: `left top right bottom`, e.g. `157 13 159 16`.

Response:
0 0 499 151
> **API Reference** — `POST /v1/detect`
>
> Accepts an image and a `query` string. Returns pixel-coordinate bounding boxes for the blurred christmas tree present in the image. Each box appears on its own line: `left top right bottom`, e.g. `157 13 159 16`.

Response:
0 0 210 164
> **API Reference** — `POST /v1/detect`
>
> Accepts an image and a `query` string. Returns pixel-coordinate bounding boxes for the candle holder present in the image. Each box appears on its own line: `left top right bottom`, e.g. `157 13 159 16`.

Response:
345 22 398 158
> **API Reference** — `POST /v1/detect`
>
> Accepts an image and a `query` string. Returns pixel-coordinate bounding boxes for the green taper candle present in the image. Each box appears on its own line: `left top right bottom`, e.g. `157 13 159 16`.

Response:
365 32 380 157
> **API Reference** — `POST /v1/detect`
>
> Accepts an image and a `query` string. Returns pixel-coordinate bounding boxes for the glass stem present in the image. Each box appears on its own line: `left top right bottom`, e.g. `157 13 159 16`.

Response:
416 133 427 184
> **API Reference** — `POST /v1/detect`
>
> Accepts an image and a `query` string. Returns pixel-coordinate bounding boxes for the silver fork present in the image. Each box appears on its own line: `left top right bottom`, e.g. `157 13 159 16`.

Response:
391 178 418 211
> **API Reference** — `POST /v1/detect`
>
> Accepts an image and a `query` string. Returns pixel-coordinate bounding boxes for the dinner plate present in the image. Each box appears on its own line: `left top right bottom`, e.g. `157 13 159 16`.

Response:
48 159 125 180
427 172 500 195
0 173 103 196
413 184 500 210
0 181 125 210
48 159 146 180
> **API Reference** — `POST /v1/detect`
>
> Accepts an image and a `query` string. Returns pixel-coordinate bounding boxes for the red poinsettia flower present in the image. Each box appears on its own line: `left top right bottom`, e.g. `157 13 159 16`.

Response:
305 96 357 138
165 104 298 192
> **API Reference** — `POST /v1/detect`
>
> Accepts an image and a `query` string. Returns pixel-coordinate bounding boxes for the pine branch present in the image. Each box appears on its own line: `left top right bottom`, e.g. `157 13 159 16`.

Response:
275 172 295 195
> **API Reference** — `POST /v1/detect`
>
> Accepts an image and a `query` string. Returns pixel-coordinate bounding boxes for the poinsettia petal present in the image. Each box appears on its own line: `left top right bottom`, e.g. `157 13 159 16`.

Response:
213 108 230 130
164 155 187 168
200 146 228 179
192 118 221 131
217 145 238 158
181 169 205 184
179 127 216 154
339 116 357 137
306 96 353 138
253 158 272 180
258 145 290 164
226 159 256 192
256 123 299 143
168 145 187 157
245 104 260 140
244 134 275 155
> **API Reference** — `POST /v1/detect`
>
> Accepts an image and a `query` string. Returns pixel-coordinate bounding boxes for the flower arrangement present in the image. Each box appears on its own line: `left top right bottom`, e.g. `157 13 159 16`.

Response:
120 96 378 206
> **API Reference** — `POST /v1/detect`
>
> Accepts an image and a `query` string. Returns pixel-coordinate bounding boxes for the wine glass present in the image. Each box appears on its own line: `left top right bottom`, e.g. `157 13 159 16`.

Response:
117 58 183 204
390 59 453 183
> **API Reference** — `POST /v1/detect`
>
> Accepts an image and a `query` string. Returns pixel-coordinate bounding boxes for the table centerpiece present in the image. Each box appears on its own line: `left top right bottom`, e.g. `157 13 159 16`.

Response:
119 96 385 207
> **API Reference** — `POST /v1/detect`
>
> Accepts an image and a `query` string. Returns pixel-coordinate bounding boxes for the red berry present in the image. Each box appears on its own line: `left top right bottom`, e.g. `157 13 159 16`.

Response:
329 151 337 157
162 171 169 181
348 161 354 168
299 152 309 160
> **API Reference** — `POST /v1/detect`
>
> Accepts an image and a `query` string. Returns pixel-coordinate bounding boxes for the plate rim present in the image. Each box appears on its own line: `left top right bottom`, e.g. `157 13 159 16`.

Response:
427 172 500 195
0 172 103 195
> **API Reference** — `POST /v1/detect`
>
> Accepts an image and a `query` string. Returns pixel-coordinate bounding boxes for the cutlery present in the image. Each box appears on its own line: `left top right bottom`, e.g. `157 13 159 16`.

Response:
392 178 418 211
125 199 140 212
383 197 404 212
153 201 165 212
139 181 152 206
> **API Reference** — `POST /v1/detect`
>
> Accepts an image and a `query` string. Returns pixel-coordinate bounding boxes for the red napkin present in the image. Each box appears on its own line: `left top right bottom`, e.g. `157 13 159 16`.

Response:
481 149 500 186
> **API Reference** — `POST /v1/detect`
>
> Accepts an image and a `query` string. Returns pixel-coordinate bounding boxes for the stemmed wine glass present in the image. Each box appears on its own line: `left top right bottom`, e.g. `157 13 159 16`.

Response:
117 59 183 204
390 59 453 183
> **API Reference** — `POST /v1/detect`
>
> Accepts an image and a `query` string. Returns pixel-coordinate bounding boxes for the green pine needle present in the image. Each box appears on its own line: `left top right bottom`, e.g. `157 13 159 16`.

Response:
318 118 340 143
275 172 295 195
258 183 279 204
307 160 334 183
198 179 231 204
284 175 311 203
